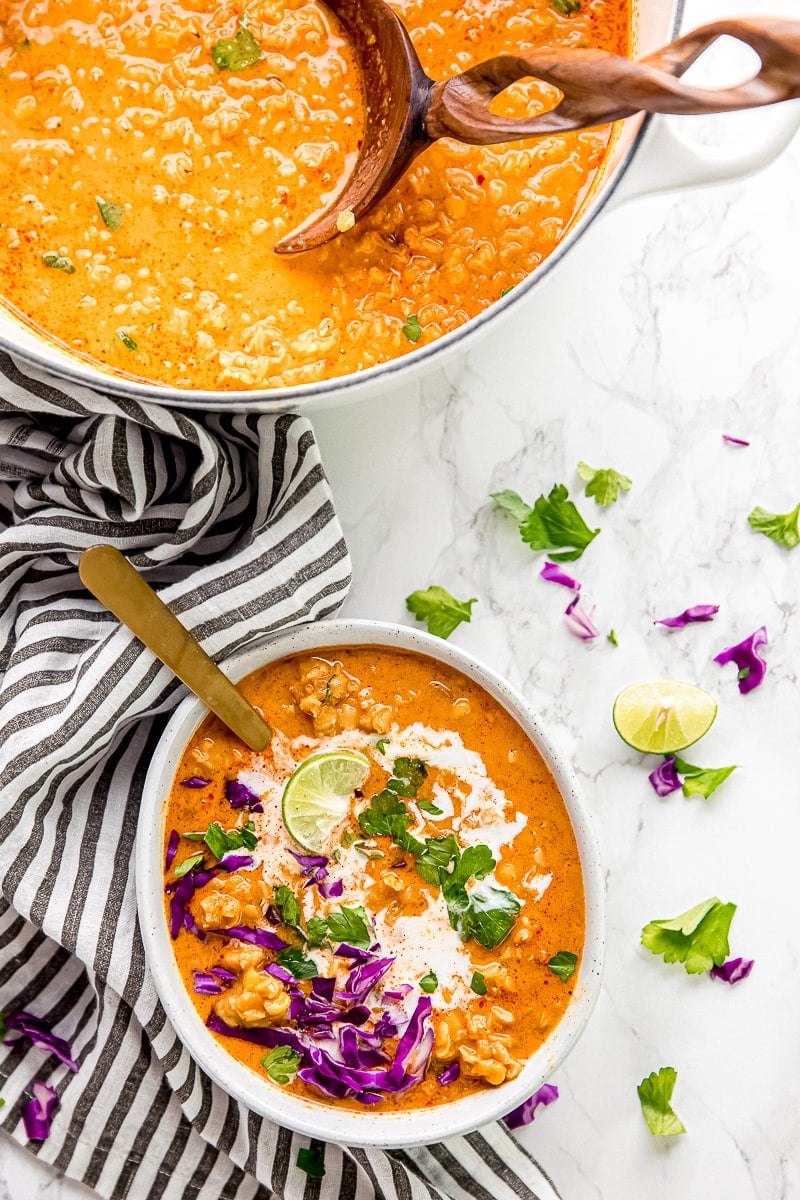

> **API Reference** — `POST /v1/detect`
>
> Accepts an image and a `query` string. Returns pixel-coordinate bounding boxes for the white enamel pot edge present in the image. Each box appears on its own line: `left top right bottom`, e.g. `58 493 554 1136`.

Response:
136 618 605 1148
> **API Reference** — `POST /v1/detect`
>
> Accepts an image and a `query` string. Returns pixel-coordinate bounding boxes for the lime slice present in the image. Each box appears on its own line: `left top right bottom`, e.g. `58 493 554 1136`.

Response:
612 681 717 754
282 751 370 852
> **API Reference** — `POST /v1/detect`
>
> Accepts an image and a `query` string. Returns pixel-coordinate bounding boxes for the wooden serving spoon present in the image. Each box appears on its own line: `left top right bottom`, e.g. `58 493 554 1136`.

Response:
273 11 800 255
79 545 272 752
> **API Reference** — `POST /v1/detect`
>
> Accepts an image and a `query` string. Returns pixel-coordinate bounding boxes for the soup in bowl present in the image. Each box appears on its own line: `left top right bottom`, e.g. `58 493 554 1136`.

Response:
137 620 603 1144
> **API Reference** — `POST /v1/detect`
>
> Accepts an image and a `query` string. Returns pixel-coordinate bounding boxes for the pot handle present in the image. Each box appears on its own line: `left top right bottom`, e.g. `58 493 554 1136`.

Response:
606 98 800 209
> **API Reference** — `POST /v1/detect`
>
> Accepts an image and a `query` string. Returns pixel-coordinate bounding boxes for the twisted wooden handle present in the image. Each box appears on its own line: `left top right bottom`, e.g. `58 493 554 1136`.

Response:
426 17 800 143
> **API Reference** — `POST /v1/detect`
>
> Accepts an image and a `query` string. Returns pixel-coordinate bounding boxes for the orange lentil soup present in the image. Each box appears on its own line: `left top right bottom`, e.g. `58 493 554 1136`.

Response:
163 647 585 1110
0 0 629 391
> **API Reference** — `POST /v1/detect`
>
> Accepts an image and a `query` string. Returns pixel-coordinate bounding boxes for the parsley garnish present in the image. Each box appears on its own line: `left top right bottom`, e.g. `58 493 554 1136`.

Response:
273 885 301 927
375 738 390 754
417 798 443 816
419 971 438 993
173 853 204 878
41 252 75 275
548 950 578 982
321 675 335 703
492 484 599 562
402 314 422 343
297 1144 326 1179
262 1045 301 1085
670 756 737 800
637 1068 686 1136
186 819 257 861
551 0 581 12
641 897 736 974
96 197 124 231
358 791 424 855
406 586 477 639
446 878 520 949
470 971 487 995
393 757 427 791
500 285 515 297
305 917 329 948
325 905 371 949
117 330 137 351
276 948 319 979
747 502 800 549
211 13 264 72
576 462 632 507
607 629 618 646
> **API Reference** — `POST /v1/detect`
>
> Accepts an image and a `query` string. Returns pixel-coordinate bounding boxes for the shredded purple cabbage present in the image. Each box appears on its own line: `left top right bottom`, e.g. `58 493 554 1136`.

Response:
648 757 682 797
192 968 236 996
289 849 329 872
655 604 719 629
319 878 344 900
225 778 264 813
504 1082 559 1129
3 1012 78 1073
710 957 754 985
166 849 255 939
438 1061 460 1086
218 926 288 951
339 957 394 1004
722 435 750 447
334 943 373 962
165 829 179 871
541 561 581 591
713 626 768 694
564 594 597 641
219 853 254 873
21 1081 59 1141
180 776 211 788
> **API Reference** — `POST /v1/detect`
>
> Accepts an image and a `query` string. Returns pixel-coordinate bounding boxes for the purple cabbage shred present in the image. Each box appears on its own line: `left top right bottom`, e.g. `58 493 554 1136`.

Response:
180 777 211 788
655 604 719 629
722 435 750 447
710 957 754 985
648 757 682 798
225 779 263 813
319 878 344 900
3 1012 78 1073
165 829 179 871
218 926 288 951
564 594 597 641
504 1083 560 1129
21 1081 59 1141
192 968 236 996
541 561 581 591
438 1061 460 1086
289 850 329 873
713 626 768 694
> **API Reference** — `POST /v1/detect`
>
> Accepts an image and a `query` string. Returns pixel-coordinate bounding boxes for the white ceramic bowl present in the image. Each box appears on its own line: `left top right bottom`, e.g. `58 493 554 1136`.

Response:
137 619 604 1146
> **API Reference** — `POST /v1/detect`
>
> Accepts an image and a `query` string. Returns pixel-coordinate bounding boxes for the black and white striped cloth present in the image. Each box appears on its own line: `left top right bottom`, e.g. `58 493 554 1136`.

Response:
0 355 560 1200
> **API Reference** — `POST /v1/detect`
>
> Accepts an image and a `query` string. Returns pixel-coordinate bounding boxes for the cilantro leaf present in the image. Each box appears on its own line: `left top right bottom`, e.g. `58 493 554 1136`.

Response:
551 0 581 12
297 1144 326 1179
491 489 533 523
203 820 257 861
375 738 390 754
406 586 477 640
446 880 520 950
443 844 495 892
747 503 800 549
306 917 329 948
359 791 410 841
548 950 578 982
671 756 737 800
262 1045 301 1085
496 484 600 562
41 252 75 275
607 629 618 646
641 897 736 974
402 314 422 343
419 971 438 993
417 798 443 816
211 17 264 72
325 905 371 949
500 285 515 297
96 197 124 231
637 1067 686 1136
274 885 301 927
173 853 204 878
576 462 632 507
386 777 417 798
276 948 319 979
415 834 460 886
393 758 427 792
117 330 137 351
470 971 487 995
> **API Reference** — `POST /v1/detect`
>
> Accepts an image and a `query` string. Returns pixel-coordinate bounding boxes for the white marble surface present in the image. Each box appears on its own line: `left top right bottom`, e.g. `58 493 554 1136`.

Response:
4 0 800 1193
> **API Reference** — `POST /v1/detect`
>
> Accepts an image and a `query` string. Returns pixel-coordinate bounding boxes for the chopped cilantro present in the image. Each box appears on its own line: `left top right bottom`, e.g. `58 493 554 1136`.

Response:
548 950 578 982
419 971 438 993
576 462 632 507
386 777 417 798
340 829 359 849
325 905 371 950
273 885 301 927
358 791 424 855
641 897 736 974
738 667 751 681
393 757 427 791
470 971 487 995
276 948 319 979
402 314 422 343
492 484 599 562
500 285 515 297
406 586 477 639
117 330 137 351
551 0 581 12
417 798 443 816
747 503 800 549
321 675 335 703
671 756 737 800
41 252 75 275
305 917 329 948
415 833 460 886
297 1144 326 1179
446 879 520 950
96 197 124 231
262 1045 301 1085
608 629 618 646
202 820 257 861
375 738 390 754
211 16 264 72
637 1067 686 1136
173 853 204 878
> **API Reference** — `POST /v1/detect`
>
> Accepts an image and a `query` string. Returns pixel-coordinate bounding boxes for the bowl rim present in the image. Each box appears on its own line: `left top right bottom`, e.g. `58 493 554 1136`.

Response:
136 618 605 1147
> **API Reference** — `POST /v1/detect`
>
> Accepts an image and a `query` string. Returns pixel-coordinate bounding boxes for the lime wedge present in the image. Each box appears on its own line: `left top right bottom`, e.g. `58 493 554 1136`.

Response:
282 751 370 853
612 681 717 754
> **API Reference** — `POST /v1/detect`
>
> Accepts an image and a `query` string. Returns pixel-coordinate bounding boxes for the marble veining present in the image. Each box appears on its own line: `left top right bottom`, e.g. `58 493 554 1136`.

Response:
2 0 799 1192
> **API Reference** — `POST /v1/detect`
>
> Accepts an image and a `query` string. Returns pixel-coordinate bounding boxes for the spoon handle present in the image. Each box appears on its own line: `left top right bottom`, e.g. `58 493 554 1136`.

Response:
78 545 272 752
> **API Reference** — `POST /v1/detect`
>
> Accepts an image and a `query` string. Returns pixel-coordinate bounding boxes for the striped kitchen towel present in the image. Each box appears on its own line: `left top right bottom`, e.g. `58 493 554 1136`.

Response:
0 354 560 1200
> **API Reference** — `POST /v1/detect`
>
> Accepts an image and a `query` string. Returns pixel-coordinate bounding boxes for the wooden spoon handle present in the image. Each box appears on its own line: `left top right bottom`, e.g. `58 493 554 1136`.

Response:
425 16 800 144
78 545 272 752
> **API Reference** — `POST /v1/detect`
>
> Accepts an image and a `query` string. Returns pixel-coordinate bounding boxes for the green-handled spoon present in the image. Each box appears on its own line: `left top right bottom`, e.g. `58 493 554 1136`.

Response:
79 545 272 752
